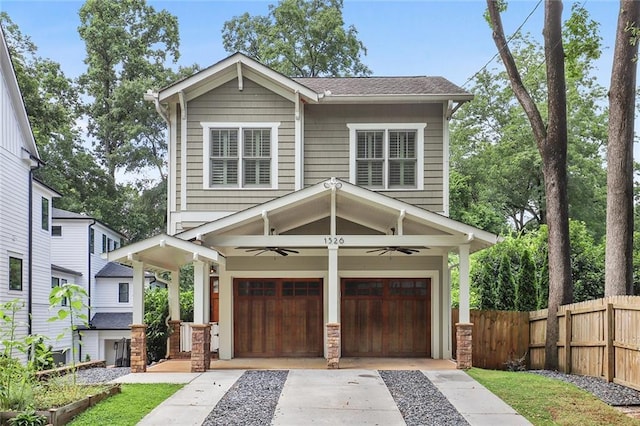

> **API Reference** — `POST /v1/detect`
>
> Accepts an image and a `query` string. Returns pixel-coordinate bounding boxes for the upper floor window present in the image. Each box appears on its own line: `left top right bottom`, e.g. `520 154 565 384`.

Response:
9 256 22 291
202 122 280 189
102 234 107 253
41 197 49 231
118 282 129 303
347 123 425 190
89 228 95 254
52 225 62 237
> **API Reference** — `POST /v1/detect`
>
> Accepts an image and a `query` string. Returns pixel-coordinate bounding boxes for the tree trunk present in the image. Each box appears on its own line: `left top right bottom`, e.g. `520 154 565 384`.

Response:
605 0 640 296
487 0 572 370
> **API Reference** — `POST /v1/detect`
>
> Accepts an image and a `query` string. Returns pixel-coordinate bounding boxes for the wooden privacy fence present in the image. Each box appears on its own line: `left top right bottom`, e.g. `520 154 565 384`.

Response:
529 296 640 391
451 309 530 370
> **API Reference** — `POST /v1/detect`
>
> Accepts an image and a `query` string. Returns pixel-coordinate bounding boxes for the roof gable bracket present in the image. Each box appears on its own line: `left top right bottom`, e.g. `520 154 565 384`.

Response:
178 91 187 121
237 62 243 91
324 177 342 235
262 210 270 235
396 209 406 235
446 100 466 120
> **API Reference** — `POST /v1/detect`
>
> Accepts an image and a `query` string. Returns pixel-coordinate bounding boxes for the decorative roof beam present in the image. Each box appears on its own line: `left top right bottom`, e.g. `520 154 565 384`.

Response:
237 61 243 91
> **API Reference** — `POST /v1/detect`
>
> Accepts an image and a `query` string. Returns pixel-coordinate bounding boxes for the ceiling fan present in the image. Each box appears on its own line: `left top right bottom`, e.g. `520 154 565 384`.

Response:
366 247 420 255
244 247 299 256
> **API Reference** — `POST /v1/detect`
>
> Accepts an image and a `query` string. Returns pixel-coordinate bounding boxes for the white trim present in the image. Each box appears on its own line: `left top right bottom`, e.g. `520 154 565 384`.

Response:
179 93 187 211
294 91 303 191
443 101 450 217
347 123 426 191
169 105 178 234
442 255 452 359
201 122 281 190
319 94 473 104
158 53 318 103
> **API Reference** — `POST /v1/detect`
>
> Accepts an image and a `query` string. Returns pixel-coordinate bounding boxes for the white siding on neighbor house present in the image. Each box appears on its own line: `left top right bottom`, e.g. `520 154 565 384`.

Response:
50 219 90 290
82 330 131 365
180 78 296 215
38 268 79 355
92 277 132 313
0 65 32 359
303 103 445 212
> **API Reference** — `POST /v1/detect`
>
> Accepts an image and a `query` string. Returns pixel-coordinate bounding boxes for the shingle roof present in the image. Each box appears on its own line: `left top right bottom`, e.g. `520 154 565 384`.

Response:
95 262 153 279
293 76 470 96
89 313 132 330
52 207 92 220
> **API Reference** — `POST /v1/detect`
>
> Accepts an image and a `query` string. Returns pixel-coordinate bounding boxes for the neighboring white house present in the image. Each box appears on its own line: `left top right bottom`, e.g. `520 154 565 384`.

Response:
0 26 46 361
51 208 160 365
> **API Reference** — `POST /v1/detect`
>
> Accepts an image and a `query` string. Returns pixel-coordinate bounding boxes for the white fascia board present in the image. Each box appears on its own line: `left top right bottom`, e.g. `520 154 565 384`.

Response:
158 52 318 103
1 29 39 158
319 94 474 104
106 233 223 265
210 234 470 248
33 180 62 198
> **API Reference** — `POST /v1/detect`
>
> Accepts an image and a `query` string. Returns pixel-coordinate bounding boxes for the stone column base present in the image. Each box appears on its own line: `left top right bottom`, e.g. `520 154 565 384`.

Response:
191 324 211 372
168 320 182 359
326 322 341 369
130 324 147 373
456 322 473 369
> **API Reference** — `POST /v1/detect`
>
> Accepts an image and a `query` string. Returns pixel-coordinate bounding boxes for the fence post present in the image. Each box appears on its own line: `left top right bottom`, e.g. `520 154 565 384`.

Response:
604 303 615 382
564 310 572 374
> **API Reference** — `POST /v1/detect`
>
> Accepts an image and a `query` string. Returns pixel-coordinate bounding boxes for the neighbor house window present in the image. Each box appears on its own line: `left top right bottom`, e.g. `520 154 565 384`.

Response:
118 282 129 303
41 197 49 231
52 225 62 237
102 234 107 253
202 122 280 189
89 228 95 254
348 123 425 190
9 257 22 291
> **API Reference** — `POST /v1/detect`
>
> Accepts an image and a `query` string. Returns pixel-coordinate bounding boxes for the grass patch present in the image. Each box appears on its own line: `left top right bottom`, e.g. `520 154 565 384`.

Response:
33 378 108 409
467 368 640 426
68 383 182 426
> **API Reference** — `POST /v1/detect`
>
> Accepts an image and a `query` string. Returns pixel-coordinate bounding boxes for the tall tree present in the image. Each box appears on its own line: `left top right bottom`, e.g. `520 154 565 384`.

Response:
78 0 180 181
222 0 370 77
605 0 640 296
486 0 572 370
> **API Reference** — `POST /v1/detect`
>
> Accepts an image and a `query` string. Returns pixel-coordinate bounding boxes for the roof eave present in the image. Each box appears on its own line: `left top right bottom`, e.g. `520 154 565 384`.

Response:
318 94 474 104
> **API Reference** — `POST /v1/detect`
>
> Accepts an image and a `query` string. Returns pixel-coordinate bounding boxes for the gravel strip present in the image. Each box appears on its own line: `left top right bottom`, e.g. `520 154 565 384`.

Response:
202 370 288 426
531 370 640 406
380 370 468 426
74 367 131 384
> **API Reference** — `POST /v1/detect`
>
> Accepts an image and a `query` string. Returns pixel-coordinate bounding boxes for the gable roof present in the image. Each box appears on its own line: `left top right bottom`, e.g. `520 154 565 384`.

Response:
51 264 83 277
151 52 471 105
0 27 39 158
52 208 125 238
177 178 500 253
95 262 153 279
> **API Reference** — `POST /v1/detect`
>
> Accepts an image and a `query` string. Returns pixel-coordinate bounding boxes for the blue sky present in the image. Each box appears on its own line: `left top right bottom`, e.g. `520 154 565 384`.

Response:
1 0 620 88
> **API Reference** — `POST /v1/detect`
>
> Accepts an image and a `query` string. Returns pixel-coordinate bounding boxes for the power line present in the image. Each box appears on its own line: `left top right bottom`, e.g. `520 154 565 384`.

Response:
461 0 543 88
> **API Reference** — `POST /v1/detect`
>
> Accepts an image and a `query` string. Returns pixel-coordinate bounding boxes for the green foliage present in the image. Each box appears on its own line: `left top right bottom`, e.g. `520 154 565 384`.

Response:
78 0 184 180
222 0 370 77
451 7 607 240
7 409 47 426
67 384 182 426
470 221 604 311
48 283 89 385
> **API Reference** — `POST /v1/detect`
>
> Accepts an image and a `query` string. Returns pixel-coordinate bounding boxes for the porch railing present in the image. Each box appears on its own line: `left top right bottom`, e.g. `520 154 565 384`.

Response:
179 322 219 352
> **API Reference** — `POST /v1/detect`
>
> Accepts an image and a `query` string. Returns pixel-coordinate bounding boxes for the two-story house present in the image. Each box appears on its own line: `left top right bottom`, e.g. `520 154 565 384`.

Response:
51 208 159 365
108 53 499 373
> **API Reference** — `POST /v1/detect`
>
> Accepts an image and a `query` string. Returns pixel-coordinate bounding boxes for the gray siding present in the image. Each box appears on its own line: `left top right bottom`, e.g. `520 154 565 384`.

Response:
303 103 444 211
184 78 295 212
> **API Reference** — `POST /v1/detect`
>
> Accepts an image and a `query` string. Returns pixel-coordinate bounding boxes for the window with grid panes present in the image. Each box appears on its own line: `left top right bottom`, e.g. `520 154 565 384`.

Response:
356 131 384 187
388 130 417 187
210 129 239 185
243 128 271 186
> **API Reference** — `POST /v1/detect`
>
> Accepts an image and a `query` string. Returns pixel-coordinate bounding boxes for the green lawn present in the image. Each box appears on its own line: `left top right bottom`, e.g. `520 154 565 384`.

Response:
68 383 182 426
467 368 640 426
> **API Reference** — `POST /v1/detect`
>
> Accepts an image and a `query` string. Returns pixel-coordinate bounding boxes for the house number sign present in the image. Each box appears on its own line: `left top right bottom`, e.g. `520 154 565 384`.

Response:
324 237 344 245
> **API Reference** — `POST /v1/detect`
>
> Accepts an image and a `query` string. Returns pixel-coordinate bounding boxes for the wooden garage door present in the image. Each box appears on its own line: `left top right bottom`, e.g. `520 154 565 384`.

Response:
234 279 323 357
341 278 431 357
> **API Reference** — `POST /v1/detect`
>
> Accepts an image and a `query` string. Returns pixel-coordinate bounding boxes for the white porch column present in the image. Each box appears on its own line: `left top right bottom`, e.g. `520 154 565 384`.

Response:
193 260 209 324
218 263 232 360
327 245 339 323
443 254 453 359
458 244 471 323
169 270 180 321
132 260 145 324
